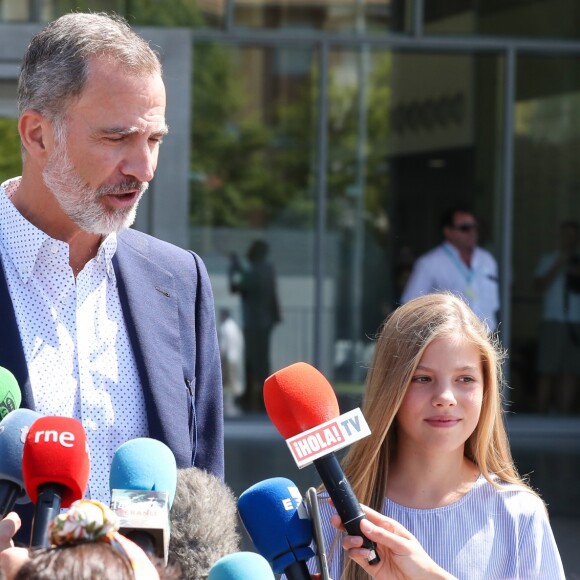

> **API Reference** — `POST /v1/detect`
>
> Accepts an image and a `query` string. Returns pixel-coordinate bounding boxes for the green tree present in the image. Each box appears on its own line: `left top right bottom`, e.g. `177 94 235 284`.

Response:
0 118 21 184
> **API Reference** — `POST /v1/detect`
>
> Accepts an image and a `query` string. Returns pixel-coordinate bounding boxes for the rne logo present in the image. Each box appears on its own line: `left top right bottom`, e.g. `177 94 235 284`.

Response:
33 430 75 448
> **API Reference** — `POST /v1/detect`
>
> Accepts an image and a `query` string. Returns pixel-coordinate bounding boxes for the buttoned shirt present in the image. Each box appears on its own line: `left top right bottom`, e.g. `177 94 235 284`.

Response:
0 177 148 502
401 242 500 329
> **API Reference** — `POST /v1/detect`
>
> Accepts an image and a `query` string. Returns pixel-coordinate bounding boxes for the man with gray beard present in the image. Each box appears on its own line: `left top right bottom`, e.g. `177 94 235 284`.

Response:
0 12 224 543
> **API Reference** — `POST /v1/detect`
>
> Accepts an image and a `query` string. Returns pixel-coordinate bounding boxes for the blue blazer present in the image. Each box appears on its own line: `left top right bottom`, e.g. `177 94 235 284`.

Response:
0 227 224 477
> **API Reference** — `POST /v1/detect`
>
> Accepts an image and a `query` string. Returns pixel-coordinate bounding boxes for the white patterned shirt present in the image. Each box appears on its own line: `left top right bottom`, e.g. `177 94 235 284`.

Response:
0 177 148 503
306 475 565 580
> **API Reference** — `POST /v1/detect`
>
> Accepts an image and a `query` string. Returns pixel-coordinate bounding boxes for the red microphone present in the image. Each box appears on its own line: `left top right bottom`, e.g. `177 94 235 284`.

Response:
264 362 380 566
22 416 90 547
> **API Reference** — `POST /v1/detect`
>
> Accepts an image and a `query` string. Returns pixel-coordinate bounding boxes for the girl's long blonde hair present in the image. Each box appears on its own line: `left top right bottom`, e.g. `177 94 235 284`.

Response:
339 293 531 580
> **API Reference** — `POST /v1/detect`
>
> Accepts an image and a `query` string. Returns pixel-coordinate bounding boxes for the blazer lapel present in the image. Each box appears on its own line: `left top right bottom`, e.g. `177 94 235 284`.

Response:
0 256 34 408
113 233 189 460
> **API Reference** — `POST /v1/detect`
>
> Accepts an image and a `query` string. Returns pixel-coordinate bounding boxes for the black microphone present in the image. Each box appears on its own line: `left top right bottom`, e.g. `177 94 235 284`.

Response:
168 467 240 577
305 487 331 580
264 362 380 566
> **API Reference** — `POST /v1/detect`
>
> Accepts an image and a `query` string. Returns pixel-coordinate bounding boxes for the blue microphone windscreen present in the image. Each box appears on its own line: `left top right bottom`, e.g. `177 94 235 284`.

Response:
237 477 314 573
208 552 275 579
0 408 43 504
0 367 21 420
109 438 177 507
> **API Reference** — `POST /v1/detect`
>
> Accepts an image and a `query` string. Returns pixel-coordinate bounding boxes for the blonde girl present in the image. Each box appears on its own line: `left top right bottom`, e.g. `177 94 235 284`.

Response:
316 293 564 580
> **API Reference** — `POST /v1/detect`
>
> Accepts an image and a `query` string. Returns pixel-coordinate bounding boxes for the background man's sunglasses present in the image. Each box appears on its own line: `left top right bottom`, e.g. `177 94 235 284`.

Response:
454 223 478 232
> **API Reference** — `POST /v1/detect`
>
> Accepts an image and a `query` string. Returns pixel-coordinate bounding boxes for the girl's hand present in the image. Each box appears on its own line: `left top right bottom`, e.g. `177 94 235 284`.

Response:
0 514 28 580
331 504 457 580
0 547 29 580
0 513 20 551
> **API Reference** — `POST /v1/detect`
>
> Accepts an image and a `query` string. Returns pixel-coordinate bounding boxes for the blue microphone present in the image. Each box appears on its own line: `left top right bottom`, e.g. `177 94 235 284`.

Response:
238 477 314 580
109 437 177 505
109 437 177 562
0 408 43 517
208 552 275 579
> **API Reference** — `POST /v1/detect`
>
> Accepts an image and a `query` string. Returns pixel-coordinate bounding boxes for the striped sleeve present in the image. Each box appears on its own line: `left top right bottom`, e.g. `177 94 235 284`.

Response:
298 479 565 580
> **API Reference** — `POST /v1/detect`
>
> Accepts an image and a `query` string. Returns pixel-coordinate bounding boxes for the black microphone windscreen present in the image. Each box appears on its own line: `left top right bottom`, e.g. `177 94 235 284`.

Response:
168 468 240 578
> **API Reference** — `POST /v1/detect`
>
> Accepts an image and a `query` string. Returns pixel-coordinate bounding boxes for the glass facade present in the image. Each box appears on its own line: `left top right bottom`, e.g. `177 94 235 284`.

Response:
233 0 404 33
512 55 580 414
189 44 506 401
425 0 580 39
190 43 324 380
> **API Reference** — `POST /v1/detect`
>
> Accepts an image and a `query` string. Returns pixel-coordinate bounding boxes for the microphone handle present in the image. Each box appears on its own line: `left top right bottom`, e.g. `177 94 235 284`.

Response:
313 453 380 565
283 560 311 580
125 530 157 555
0 481 23 518
30 483 64 548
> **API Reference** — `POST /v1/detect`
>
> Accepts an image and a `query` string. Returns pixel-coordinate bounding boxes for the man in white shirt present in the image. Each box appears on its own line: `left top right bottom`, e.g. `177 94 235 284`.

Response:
534 220 580 413
401 207 500 329
218 308 245 416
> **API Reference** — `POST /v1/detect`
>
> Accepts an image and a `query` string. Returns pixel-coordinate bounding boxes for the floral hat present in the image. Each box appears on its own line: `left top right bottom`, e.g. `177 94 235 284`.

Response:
49 499 160 580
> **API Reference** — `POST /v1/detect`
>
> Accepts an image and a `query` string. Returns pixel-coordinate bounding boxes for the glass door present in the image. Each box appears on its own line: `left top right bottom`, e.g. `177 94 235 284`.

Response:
325 49 504 408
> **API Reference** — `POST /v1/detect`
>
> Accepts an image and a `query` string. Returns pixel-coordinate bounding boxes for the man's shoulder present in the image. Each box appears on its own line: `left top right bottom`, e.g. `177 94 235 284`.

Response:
414 244 448 265
117 228 203 266
474 245 498 265
116 229 211 282
117 228 189 255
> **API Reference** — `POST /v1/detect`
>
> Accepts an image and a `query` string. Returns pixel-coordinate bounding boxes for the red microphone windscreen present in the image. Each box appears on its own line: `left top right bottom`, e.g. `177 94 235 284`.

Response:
264 362 340 439
22 416 90 507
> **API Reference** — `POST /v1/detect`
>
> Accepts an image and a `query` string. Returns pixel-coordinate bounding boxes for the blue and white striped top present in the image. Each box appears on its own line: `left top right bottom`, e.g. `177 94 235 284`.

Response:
308 475 565 580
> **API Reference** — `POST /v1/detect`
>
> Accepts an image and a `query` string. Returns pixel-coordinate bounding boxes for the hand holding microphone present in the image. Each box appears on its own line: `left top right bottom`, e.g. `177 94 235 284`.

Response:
332 503 455 580
264 362 379 566
0 512 21 550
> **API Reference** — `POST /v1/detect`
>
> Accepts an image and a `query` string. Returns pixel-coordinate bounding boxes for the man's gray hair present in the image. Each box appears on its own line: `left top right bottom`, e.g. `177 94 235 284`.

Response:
18 12 162 123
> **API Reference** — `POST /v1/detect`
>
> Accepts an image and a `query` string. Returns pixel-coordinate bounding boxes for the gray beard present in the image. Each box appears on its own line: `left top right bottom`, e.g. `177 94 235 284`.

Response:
42 143 147 235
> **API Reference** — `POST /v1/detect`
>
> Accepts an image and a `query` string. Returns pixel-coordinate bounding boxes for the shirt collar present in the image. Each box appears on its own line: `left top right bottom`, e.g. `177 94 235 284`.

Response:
99 233 117 280
0 176 117 282
443 241 461 257
0 177 48 283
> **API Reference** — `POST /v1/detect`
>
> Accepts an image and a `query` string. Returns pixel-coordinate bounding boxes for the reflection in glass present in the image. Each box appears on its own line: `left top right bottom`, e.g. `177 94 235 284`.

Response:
190 44 317 230
234 0 405 33
513 56 580 416
326 48 392 394
49 0 119 21
32 0 220 28
327 50 502 399
189 43 323 406
425 0 580 40
1 0 30 21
